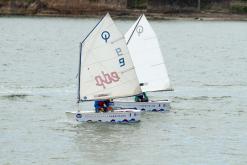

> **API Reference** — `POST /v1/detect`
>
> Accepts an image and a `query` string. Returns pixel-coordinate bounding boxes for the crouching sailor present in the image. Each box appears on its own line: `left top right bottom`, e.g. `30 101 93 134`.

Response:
135 92 149 102
94 99 113 113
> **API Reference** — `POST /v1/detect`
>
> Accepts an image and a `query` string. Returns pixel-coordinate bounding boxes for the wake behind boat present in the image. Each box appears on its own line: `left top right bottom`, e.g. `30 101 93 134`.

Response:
66 13 143 123
113 14 173 112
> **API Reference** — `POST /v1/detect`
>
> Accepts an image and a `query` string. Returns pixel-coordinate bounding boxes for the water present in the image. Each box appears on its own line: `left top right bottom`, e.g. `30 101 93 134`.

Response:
0 16 247 165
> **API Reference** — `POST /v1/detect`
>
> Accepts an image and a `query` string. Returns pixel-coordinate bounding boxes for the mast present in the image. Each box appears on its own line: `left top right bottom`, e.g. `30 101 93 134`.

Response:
77 42 82 103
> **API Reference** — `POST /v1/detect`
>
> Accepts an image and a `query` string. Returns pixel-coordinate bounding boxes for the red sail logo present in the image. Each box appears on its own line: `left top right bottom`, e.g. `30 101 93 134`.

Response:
95 71 120 89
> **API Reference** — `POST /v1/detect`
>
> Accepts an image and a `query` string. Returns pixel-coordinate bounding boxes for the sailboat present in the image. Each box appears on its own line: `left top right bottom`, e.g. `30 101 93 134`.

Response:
67 13 142 123
113 14 173 112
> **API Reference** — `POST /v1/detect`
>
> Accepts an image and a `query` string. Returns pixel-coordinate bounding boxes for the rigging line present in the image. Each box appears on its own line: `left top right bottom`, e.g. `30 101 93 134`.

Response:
150 62 165 67
145 88 174 93
81 14 106 44
111 37 124 44
126 14 143 45
143 36 157 40
121 67 135 74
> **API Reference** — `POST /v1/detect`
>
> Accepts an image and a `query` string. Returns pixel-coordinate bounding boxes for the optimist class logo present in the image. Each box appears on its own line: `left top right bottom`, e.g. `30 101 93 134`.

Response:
136 25 143 36
101 31 110 43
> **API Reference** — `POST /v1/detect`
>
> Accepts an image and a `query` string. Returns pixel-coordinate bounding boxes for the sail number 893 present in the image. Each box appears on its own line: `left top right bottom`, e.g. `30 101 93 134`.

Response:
115 48 125 67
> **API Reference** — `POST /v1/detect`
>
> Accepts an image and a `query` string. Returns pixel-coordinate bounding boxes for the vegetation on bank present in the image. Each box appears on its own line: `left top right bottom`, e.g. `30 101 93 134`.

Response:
0 0 246 16
0 0 35 3
230 0 247 13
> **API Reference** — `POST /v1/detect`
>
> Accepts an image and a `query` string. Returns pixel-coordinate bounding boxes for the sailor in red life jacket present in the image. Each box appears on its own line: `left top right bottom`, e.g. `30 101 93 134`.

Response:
94 99 113 113
94 100 105 113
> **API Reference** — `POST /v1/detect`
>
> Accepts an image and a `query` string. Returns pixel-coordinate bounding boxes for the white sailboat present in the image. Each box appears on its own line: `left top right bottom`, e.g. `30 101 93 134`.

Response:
67 13 142 123
113 14 173 112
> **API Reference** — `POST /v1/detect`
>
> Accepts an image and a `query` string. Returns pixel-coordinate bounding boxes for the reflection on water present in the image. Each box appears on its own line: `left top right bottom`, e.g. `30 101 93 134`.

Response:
0 16 247 165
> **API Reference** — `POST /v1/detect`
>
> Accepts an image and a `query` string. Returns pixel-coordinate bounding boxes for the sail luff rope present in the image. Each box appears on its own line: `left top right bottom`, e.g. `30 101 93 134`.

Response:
126 14 143 45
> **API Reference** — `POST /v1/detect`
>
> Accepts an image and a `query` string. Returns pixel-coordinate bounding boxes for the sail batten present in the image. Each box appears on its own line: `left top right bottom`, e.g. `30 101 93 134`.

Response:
125 14 172 92
79 13 142 101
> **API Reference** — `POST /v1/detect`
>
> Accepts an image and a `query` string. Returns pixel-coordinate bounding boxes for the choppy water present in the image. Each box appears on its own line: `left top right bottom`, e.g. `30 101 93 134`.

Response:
0 16 247 165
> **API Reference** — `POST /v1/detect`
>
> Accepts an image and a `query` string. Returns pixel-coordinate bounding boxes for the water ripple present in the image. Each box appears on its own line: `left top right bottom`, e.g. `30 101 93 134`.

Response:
174 96 231 101
0 94 30 100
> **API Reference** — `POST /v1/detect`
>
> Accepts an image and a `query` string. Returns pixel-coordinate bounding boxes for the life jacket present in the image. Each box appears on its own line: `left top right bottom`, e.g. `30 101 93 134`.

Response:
98 101 105 107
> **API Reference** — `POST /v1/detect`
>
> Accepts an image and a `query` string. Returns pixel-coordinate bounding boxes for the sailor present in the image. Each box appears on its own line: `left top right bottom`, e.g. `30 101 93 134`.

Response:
94 100 105 113
103 99 114 112
94 99 113 113
135 92 149 102
94 100 99 113
105 99 113 112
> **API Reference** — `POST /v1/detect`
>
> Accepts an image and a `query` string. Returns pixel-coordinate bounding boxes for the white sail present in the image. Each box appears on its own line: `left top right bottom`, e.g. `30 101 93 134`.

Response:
79 13 141 101
125 14 172 92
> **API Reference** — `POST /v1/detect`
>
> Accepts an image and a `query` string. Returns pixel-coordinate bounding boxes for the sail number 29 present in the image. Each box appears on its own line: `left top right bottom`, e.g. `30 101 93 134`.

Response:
115 48 125 67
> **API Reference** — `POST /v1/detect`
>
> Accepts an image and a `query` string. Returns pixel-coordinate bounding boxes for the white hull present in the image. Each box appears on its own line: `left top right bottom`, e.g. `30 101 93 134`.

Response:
66 109 141 123
113 100 171 112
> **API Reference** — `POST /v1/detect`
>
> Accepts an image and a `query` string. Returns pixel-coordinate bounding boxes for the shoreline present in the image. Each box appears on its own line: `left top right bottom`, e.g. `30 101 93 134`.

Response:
0 11 247 21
